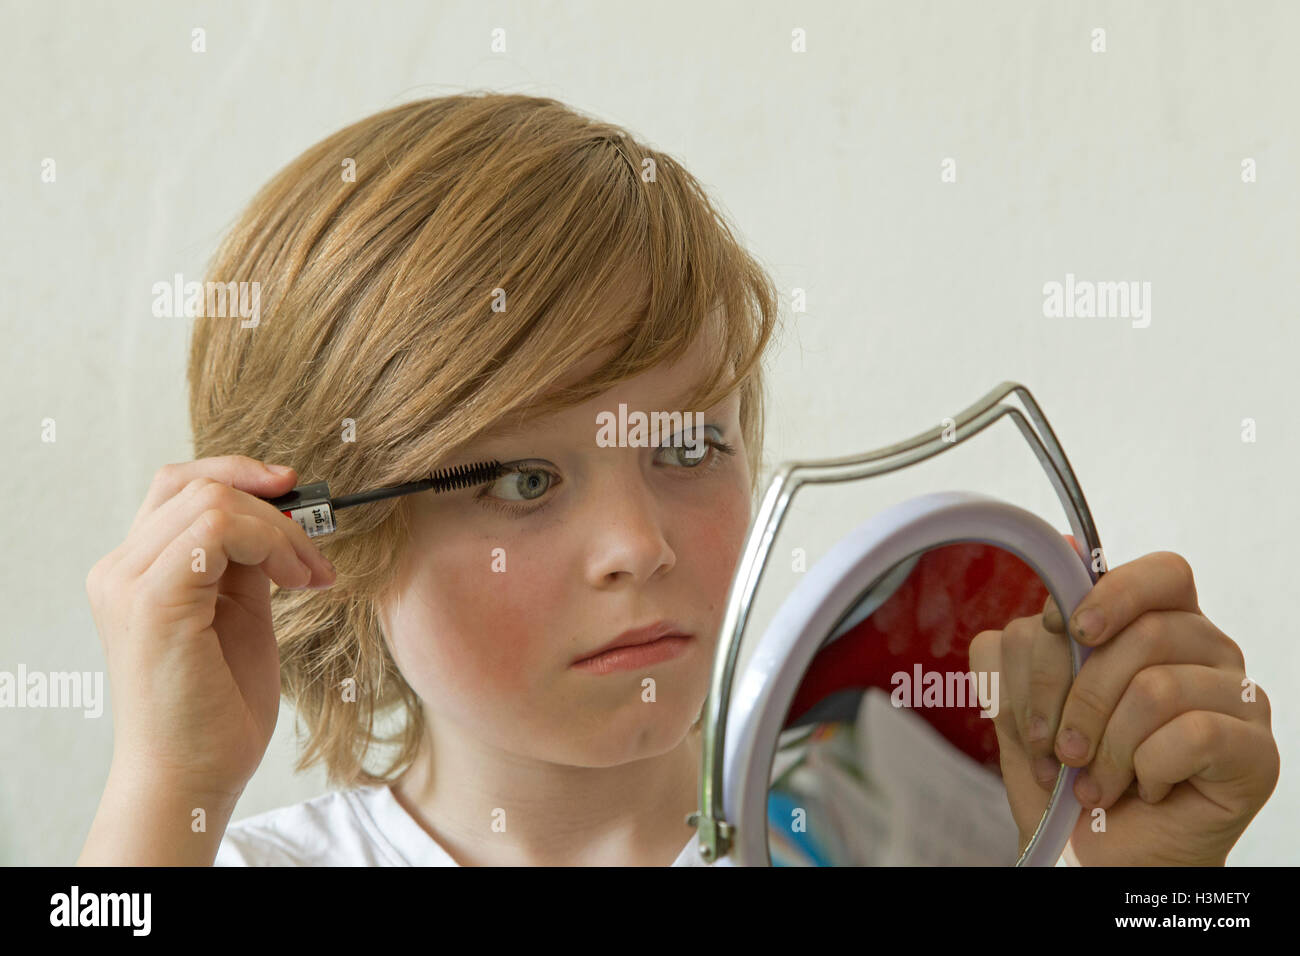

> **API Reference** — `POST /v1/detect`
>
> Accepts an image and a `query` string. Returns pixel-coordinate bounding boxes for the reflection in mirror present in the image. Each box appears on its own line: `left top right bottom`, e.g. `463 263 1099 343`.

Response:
765 541 1075 865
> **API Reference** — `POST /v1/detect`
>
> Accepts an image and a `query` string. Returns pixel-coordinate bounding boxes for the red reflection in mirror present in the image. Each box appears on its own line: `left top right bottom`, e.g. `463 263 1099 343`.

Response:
784 538 1075 768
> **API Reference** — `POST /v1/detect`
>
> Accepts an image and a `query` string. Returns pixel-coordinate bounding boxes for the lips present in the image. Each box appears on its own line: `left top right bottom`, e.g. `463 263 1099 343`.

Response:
573 620 693 665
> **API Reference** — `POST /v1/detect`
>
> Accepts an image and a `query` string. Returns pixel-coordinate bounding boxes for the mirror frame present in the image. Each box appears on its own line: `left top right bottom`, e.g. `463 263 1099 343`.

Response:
688 382 1106 865
724 491 1095 866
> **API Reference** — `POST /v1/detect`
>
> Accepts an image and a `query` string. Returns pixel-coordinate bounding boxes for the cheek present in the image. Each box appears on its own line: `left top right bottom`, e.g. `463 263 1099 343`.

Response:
462 557 564 685
675 487 751 612
387 540 564 701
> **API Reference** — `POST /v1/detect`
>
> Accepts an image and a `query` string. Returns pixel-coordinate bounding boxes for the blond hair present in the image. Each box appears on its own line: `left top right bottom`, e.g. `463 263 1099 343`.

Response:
187 92 780 787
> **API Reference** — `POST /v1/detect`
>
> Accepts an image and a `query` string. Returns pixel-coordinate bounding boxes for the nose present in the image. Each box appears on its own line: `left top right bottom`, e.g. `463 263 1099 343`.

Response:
583 466 676 587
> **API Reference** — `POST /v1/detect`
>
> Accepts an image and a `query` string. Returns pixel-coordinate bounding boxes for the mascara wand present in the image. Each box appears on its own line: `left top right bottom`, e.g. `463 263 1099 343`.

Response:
266 460 507 538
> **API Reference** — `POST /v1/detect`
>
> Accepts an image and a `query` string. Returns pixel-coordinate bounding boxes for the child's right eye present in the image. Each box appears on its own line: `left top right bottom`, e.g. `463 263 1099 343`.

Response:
475 462 560 515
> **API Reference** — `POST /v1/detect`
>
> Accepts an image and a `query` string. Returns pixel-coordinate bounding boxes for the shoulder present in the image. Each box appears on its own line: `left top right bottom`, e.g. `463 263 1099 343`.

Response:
214 785 406 867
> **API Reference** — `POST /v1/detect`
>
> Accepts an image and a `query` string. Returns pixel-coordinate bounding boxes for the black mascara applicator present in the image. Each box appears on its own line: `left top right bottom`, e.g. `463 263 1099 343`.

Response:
265 460 507 538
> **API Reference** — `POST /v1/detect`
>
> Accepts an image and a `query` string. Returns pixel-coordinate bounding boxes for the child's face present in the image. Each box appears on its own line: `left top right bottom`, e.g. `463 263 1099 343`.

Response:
380 345 753 767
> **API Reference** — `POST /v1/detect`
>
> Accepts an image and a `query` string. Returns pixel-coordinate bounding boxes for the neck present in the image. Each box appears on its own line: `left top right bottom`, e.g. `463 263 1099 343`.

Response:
391 715 704 866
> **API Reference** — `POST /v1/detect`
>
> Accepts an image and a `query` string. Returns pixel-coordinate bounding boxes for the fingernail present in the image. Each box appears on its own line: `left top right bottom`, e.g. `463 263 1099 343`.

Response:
1057 727 1089 761
1071 605 1106 642
308 561 336 589
1042 604 1063 631
267 464 294 476
1032 756 1059 786
290 560 314 589
1075 770 1100 806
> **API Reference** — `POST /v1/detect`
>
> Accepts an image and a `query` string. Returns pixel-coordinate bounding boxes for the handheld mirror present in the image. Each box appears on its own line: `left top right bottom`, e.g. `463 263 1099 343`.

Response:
689 382 1105 866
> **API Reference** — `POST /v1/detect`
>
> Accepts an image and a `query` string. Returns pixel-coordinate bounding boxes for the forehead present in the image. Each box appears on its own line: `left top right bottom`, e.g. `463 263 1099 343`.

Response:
477 347 735 442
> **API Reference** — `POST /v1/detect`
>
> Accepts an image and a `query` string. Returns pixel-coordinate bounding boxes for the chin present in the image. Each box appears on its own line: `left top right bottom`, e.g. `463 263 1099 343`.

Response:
565 702 701 767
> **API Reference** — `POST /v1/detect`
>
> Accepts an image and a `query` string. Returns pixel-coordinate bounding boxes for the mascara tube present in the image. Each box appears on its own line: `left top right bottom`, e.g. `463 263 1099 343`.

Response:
265 460 506 539
268 482 337 539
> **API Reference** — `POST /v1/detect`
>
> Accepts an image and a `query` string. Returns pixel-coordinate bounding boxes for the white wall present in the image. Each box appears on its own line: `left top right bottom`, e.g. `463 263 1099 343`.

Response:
1 0 1295 865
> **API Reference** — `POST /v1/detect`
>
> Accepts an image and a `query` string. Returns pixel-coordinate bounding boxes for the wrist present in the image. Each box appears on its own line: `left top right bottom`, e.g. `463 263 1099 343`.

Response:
107 749 247 809
77 765 243 866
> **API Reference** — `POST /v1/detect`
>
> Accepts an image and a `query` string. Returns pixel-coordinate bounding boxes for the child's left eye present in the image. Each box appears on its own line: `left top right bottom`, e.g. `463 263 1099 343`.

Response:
656 433 737 471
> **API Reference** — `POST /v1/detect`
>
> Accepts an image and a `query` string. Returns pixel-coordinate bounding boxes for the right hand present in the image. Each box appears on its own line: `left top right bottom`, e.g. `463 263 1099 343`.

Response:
85 455 337 801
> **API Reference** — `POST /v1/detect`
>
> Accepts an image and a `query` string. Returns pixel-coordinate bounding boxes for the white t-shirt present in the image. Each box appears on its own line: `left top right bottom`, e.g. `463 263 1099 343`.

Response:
213 783 715 866
212 782 1079 866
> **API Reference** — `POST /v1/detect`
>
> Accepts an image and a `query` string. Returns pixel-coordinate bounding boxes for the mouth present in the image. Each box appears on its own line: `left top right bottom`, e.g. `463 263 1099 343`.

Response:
571 621 695 675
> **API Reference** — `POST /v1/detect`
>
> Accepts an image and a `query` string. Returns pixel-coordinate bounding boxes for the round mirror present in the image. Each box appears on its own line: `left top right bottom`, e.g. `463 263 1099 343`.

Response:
719 491 1095 866
767 541 1075 864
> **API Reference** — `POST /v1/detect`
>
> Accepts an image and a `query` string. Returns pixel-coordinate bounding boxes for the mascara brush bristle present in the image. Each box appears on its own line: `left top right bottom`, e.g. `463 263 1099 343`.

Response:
426 459 507 492
330 460 508 511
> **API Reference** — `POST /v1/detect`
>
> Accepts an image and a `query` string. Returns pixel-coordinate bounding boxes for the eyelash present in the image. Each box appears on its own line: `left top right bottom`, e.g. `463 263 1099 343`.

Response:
475 437 739 517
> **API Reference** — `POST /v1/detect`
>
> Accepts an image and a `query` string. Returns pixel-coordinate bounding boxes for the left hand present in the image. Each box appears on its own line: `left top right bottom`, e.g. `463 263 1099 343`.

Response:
973 550 1279 866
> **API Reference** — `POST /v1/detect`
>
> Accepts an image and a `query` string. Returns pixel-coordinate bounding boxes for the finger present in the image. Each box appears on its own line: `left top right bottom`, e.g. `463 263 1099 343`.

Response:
1064 551 1200 648
1041 592 1066 634
996 613 1073 769
970 630 1047 781
1024 617 1073 761
123 476 312 578
1039 588 1082 787
1042 532 1083 633
969 629 1056 839
1054 610 1241 768
1075 665 1261 810
130 456 297 536
1132 710 1280 810
120 477 334 586
138 509 314 619
997 616 1038 754
967 631 1004 726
